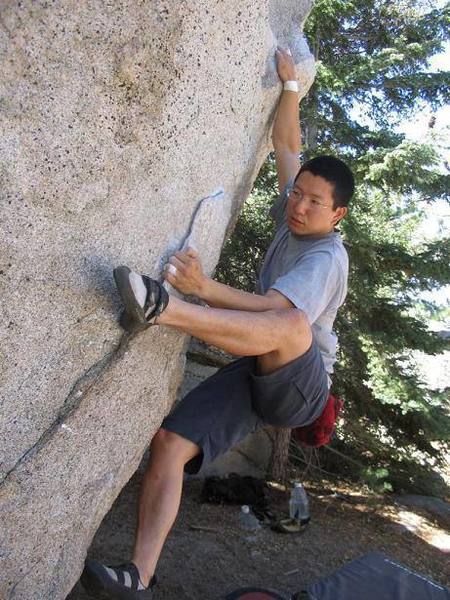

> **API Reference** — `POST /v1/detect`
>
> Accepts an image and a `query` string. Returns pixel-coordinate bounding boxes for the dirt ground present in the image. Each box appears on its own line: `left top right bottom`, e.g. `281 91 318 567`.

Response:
68 461 449 600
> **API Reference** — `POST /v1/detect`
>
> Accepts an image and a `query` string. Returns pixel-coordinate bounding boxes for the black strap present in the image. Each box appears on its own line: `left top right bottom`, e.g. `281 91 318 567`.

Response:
111 562 142 591
142 276 157 317
152 285 169 320
142 276 169 322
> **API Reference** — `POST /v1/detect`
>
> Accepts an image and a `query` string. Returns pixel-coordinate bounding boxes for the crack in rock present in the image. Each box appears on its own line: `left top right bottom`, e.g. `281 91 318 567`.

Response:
7 560 41 600
0 330 133 488
1 192 228 489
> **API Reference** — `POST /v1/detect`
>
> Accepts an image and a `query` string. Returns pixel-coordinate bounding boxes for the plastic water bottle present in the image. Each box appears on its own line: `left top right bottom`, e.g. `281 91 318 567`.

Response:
238 505 261 530
289 482 310 523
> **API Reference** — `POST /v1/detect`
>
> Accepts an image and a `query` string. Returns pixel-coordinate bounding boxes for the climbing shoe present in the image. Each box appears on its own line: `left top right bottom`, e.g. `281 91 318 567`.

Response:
81 559 157 599
113 266 169 333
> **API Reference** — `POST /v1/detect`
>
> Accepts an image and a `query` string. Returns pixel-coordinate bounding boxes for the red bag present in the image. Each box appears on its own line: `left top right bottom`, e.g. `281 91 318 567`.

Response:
292 393 343 448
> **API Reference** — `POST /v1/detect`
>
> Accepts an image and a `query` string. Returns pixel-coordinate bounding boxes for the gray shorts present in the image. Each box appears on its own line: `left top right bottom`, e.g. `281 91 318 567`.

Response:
162 340 329 474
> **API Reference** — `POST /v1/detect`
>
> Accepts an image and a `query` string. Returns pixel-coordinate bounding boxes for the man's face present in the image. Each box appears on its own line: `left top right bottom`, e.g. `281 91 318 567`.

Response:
286 171 347 236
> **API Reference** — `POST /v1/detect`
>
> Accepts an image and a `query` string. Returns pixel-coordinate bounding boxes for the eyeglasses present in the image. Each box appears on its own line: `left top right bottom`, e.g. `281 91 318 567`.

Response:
287 187 333 211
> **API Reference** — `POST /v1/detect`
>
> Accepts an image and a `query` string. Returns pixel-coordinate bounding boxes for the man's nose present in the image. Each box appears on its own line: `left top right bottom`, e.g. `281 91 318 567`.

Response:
294 198 308 215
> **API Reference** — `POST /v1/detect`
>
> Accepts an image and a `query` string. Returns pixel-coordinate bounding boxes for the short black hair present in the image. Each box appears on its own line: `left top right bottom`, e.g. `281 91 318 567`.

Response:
294 155 355 208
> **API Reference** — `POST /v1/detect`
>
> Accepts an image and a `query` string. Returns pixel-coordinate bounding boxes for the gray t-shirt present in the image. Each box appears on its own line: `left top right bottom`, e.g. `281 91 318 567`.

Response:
257 180 349 383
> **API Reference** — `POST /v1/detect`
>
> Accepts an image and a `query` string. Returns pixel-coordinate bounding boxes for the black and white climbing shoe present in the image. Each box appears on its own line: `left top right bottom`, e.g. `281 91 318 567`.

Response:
113 266 169 333
81 559 157 599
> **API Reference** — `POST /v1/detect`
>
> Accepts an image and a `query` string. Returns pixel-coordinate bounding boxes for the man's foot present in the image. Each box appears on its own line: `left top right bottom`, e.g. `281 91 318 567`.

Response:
113 266 169 333
81 559 157 599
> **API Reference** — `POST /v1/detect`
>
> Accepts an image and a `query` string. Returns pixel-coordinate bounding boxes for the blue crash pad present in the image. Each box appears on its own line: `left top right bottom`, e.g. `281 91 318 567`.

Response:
307 552 450 600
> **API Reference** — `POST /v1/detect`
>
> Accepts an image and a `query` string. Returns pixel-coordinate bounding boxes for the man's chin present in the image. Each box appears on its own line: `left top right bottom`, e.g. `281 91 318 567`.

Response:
288 218 307 234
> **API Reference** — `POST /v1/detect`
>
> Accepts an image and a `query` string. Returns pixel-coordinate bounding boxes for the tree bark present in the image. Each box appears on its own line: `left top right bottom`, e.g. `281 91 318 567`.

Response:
267 427 291 483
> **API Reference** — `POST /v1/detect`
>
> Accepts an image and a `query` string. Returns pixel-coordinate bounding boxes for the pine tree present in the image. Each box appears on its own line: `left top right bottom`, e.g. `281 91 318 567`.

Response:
216 0 450 495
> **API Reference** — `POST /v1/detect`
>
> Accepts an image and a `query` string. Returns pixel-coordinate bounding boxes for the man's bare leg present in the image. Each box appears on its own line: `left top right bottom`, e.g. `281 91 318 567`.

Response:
131 296 311 586
157 295 312 375
131 429 200 587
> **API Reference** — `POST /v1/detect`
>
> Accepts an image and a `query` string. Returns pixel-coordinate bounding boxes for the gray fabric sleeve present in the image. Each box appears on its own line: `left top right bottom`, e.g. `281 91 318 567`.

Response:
269 178 294 230
270 251 339 324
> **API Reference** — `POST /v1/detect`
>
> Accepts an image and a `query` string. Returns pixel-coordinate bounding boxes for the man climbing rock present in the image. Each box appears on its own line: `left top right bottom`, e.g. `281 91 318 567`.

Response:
81 47 354 599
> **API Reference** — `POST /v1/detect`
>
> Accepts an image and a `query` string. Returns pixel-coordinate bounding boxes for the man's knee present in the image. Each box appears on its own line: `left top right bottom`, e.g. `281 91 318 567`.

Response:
284 308 310 335
150 427 200 465
270 308 311 353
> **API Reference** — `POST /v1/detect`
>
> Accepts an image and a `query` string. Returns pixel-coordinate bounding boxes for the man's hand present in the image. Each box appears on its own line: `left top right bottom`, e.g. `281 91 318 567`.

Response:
275 47 297 83
164 247 206 297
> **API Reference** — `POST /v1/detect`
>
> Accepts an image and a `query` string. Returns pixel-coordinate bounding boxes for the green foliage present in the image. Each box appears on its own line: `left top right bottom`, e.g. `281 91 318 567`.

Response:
362 467 393 494
215 183 275 293
216 0 450 496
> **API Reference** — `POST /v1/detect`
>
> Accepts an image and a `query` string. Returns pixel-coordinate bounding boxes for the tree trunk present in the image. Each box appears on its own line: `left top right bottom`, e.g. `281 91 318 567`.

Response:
302 86 319 159
267 427 291 483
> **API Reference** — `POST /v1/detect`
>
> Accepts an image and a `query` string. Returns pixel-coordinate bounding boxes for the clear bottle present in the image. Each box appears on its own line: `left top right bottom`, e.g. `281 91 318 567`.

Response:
238 505 261 530
289 482 310 523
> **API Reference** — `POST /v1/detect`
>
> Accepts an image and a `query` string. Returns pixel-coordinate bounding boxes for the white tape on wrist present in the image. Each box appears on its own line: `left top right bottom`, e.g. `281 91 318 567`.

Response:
283 80 299 92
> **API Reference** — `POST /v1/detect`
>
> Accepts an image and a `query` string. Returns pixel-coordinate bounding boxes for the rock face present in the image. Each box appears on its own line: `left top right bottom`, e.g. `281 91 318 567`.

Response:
395 495 450 523
0 1 314 598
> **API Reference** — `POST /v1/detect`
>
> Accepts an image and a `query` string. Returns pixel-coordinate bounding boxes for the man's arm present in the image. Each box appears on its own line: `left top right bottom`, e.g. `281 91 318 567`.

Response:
164 49 303 312
164 248 294 311
199 277 294 311
272 48 301 194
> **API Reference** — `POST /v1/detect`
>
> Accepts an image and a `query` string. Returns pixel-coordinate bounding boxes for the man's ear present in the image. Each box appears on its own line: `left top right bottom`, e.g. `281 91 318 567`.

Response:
332 206 347 226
